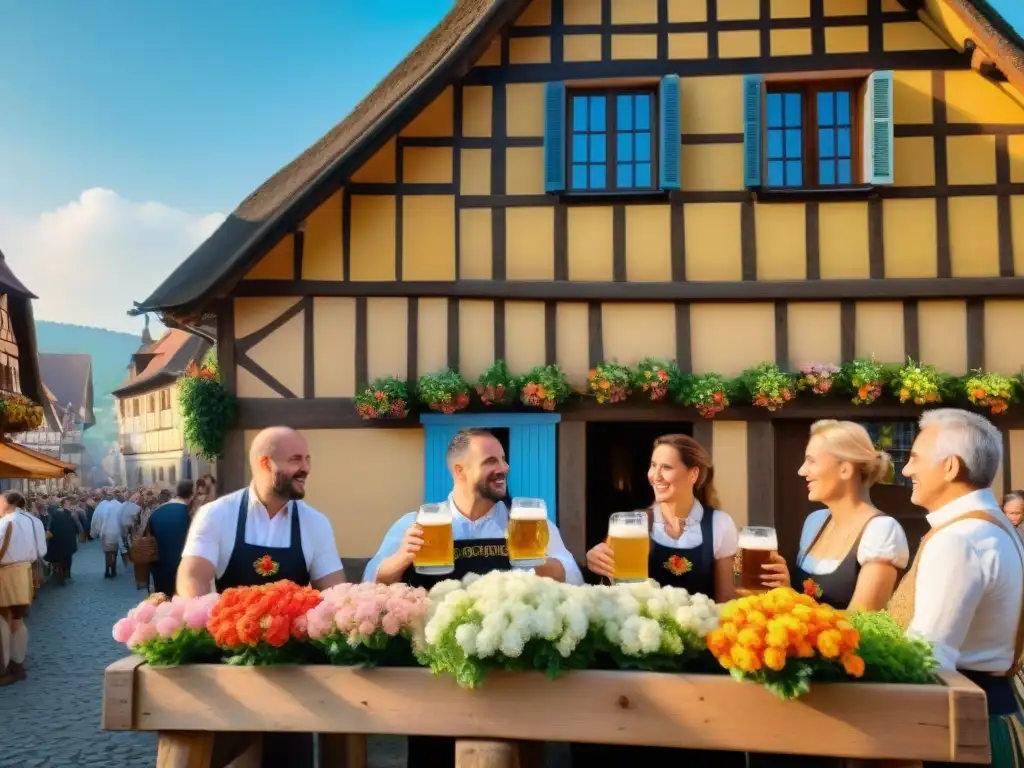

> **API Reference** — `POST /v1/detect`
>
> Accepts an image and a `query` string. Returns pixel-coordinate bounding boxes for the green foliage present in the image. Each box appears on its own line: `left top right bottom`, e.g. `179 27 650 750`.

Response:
736 362 797 411
177 372 238 460
837 357 889 405
475 360 517 406
843 611 938 684
632 357 683 402
679 372 731 418
134 629 222 666
517 365 573 411
354 376 410 419
587 361 633 404
891 359 951 405
416 369 470 414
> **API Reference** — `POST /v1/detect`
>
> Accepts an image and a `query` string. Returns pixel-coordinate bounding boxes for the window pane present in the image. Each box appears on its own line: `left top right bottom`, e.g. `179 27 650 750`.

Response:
617 163 634 188
838 159 852 184
590 134 606 162
768 160 785 186
617 95 633 131
573 97 589 131
820 160 835 185
767 93 784 128
837 127 851 158
785 160 802 186
767 129 784 159
785 128 802 158
635 132 651 162
590 164 606 188
636 163 652 187
573 134 589 161
836 92 851 124
819 128 835 157
572 164 588 189
818 91 834 126
784 93 802 126
617 132 633 161
590 96 606 131
635 95 651 130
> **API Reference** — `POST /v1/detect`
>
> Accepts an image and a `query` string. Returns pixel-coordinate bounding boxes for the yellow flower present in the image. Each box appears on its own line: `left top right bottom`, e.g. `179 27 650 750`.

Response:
745 610 768 627
720 603 746 623
765 620 790 649
817 628 843 659
722 622 739 641
764 646 787 671
737 627 764 652
730 644 761 673
791 604 813 623
706 629 729 656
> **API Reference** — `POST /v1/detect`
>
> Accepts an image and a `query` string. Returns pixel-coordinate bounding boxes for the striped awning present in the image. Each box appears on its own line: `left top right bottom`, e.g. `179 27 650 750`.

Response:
0 441 77 479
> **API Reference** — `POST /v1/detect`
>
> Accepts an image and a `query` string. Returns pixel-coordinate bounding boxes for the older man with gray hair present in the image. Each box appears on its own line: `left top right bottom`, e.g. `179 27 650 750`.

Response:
890 408 1024 767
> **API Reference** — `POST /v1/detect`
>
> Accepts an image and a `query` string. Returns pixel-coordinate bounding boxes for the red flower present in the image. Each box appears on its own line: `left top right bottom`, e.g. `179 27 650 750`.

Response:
664 555 693 576
253 555 280 578
803 578 823 599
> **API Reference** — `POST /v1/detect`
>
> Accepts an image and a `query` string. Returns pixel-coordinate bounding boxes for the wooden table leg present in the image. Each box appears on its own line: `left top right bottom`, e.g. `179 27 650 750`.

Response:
157 732 216 768
318 734 367 768
455 740 520 768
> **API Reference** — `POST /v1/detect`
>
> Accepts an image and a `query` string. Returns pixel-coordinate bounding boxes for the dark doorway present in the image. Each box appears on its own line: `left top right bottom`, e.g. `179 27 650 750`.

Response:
773 419 928 566
584 421 693 552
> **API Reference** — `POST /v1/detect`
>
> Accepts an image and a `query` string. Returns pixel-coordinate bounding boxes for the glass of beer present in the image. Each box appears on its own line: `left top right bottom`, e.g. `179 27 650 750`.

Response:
734 526 778 594
413 503 454 576
608 511 649 583
507 498 550 568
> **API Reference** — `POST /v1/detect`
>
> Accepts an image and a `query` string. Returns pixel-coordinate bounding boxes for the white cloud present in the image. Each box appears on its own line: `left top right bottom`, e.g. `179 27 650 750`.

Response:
0 188 225 334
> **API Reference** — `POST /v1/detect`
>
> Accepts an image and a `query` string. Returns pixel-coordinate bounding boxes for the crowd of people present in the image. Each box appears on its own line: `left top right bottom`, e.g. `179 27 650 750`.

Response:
0 474 217 688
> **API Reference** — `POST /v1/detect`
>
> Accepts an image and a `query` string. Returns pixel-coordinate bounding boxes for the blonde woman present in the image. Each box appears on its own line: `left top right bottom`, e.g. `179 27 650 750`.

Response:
762 420 909 610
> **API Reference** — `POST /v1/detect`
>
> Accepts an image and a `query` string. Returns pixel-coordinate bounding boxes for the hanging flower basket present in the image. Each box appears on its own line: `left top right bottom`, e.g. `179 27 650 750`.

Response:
681 373 730 419
738 363 796 412
475 360 517 407
797 363 840 396
587 362 632 404
178 355 238 460
839 358 887 406
0 393 43 433
417 369 470 415
354 377 410 420
517 365 572 411
892 360 949 406
962 369 1017 415
632 357 682 403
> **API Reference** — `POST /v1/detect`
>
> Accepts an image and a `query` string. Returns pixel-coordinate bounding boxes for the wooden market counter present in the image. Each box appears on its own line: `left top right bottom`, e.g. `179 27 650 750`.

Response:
102 657 990 767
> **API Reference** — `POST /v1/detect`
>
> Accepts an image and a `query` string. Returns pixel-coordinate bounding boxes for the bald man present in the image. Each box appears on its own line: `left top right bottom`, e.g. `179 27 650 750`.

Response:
177 426 346 598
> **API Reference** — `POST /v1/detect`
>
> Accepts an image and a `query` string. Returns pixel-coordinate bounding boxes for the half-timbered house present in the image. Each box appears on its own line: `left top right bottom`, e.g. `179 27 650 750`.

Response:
133 0 1024 574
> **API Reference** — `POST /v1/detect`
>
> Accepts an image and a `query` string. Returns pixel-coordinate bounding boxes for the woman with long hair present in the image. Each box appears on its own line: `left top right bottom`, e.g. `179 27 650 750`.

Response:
188 474 217 518
760 420 909 610
575 433 744 768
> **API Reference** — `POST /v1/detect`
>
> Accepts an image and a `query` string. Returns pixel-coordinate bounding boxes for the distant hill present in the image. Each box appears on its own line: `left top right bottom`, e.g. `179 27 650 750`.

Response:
34 320 142 447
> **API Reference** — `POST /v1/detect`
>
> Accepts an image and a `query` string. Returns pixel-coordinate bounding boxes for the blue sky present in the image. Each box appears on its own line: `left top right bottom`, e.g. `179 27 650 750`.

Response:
0 0 1020 333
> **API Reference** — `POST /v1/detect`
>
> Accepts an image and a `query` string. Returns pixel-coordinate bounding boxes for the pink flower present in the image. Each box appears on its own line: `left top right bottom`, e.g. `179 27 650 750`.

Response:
358 619 376 636
112 618 135 644
133 603 156 624
381 613 401 636
292 615 309 638
183 603 209 630
156 616 183 639
335 606 355 631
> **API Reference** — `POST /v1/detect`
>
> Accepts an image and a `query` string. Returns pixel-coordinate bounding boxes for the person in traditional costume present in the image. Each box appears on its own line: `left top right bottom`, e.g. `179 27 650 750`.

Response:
575 433 744 767
178 426 345 768
364 427 583 768
888 408 1024 767
148 480 194 595
760 420 910 609
91 490 125 577
46 497 79 585
0 491 34 686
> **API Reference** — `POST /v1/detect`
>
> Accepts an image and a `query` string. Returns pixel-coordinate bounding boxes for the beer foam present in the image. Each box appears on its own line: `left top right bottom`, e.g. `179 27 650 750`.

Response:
509 507 547 520
417 512 452 526
737 530 778 550
608 522 649 539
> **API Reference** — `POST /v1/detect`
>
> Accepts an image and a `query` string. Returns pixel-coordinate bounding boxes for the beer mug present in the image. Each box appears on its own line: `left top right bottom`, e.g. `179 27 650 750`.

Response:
608 511 649 583
413 503 455 576
734 526 778 594
507 498 550 568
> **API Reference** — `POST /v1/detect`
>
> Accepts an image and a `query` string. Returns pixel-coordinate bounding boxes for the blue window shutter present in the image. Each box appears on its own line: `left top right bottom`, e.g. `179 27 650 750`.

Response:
423 423 461 504
659 74 681 190
742 75 763 188
508 419 560 522
544 82 566 193
865 70 895 185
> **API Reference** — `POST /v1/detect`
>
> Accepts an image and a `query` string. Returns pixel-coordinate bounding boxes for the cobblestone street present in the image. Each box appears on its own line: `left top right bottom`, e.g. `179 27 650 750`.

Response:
0 541 156 767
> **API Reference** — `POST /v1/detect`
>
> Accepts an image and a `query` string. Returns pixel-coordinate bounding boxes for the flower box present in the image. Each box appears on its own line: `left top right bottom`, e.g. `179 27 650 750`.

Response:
102 660 988 766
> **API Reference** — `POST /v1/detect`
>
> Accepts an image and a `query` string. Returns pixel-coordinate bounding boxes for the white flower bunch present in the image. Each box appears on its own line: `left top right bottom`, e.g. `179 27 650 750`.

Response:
583 580 720 658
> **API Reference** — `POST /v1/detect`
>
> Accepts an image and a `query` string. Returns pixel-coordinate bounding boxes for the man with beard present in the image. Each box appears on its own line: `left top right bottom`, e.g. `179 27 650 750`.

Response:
176 426 344 768
364 428 581 768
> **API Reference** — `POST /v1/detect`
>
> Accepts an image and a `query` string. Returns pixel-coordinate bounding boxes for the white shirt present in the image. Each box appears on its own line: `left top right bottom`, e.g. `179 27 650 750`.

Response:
183 486 344 582
650 501 739 559
120 501 141 529
908 488 1024 672
92 500 125 547
798 509 910 576
362 495 584 585
0 512 38 564
18 510 46 560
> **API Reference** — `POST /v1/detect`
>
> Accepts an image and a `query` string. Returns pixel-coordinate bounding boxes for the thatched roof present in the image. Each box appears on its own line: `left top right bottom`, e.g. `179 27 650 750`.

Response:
132 0 1024 322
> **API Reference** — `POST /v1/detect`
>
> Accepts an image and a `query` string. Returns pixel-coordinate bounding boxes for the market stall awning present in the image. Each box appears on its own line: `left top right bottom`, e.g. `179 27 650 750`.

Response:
0 441 77 479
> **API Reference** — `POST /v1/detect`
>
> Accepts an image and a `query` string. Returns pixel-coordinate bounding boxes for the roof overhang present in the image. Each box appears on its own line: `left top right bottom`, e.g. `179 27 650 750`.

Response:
0 441 77 479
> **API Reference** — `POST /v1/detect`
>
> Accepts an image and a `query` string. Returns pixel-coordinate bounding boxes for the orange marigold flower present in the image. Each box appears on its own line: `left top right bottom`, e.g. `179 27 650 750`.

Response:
816 628 843 659
841 652 866 678
763 646 787 671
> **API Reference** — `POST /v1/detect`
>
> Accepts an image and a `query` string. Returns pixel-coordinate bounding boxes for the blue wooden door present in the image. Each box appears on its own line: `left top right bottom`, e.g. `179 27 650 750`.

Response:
420 413 561 522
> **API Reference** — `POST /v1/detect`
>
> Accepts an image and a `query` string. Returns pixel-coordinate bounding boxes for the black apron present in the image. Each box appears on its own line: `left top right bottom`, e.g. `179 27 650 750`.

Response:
214 489 312 768
572 507 745 768
791 513 880 609
214 489 309 592
648 505 716 595
405 530 512 768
